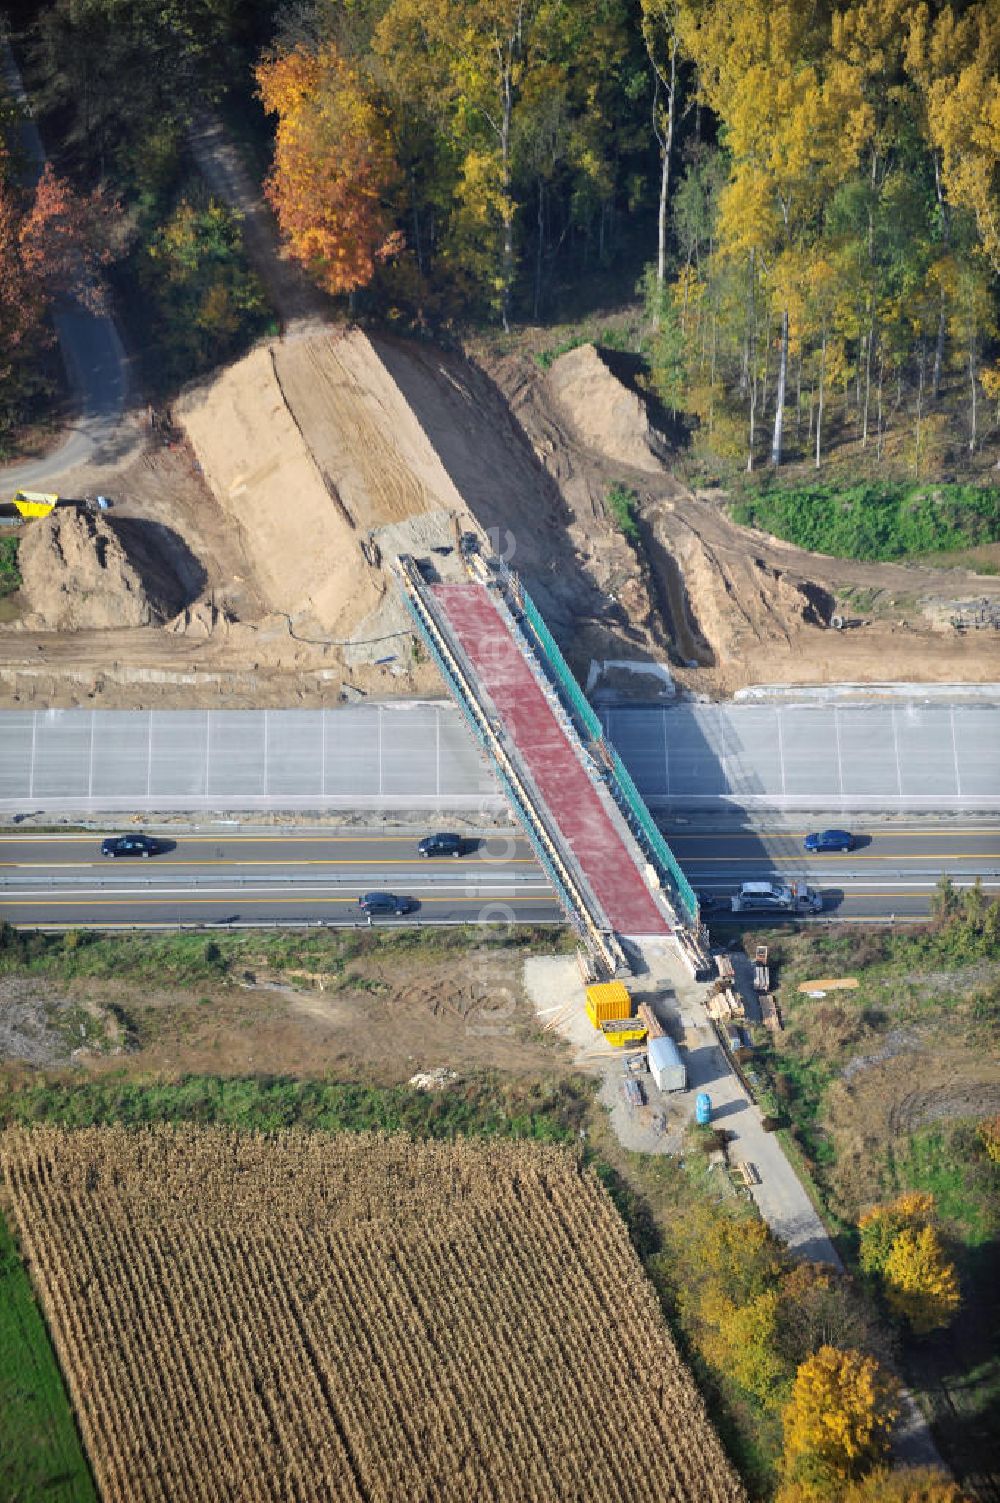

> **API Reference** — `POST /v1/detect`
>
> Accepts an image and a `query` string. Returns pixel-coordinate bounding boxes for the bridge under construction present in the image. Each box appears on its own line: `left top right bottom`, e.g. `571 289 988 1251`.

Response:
395 543 699 976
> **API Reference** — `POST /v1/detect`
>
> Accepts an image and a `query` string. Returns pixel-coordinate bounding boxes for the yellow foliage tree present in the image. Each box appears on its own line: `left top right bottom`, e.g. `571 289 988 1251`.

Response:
882 1225 961 1335
859 1191 935 1274
782 1345 900 1493
700 1288 787 1404
859 1191 960 1334
979 1112 1000 1163
907 2 1000 273
840 1464 970 1501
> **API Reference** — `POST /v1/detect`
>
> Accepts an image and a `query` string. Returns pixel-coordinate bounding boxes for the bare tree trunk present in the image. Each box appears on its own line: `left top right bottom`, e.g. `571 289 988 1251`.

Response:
876 352 885 462
654 36 678 285
970 343 978 453
932 292 946 400
771 307 788 466
913 346 925 476
795 350 802 440
500 54 514 333
815 329 826 469
533 178 544 321
862 312 875 447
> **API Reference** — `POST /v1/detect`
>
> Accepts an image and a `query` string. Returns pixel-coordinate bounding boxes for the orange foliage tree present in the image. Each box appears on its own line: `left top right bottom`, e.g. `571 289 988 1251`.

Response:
18 163 119 314
256 43 402 297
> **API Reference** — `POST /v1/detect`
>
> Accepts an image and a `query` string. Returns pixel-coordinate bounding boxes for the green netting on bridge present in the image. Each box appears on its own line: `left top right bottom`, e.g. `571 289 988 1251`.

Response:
521 591 604 742
607 746 699 926
520 584 699 928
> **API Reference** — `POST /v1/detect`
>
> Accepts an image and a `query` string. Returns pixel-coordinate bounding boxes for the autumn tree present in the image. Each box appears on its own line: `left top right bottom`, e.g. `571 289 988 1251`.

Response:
18 163 120 314
257 41 402 297
781 1345 900 1495
859 1192 961 1335
840 1466 969 1501
141 195 268 380
641 0 684 287
882 1225 961 1334
908 2 1000 275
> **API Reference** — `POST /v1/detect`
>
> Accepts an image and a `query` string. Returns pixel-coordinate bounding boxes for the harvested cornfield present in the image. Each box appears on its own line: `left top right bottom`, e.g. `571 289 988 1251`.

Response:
1 1126 746 1503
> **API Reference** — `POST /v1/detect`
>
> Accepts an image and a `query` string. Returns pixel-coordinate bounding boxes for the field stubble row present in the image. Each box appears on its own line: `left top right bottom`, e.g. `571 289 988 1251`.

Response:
1 1126 746 1503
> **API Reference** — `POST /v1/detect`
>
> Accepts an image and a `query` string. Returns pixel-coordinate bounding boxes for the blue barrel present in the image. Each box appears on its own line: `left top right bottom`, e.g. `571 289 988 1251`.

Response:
695 1092 712 1126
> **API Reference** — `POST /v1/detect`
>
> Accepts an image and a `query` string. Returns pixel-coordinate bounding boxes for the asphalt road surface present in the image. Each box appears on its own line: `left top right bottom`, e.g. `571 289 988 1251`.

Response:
669 819 1000 922
0 830 560 928
1 820 997 928
0 39 128 493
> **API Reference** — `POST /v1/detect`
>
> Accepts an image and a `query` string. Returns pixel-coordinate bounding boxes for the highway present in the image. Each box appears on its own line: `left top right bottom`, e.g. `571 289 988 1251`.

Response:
668 820 1000 922
0 830 561 928
0 821 997 928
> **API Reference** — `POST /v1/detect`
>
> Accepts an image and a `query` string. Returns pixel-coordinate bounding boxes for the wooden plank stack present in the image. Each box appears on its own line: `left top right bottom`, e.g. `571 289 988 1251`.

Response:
637 1002 665 1040
760 993 783 1031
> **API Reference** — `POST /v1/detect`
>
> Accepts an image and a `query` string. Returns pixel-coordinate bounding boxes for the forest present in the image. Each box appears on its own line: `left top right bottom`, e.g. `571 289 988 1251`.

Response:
1 0 999 478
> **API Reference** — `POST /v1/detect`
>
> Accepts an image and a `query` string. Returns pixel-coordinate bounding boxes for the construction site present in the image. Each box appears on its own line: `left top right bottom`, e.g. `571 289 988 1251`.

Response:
2 322 1000 710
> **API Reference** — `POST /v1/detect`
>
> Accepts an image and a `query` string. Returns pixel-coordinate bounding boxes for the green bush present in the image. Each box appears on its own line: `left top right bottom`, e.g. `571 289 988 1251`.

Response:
0 536 21 598
731 480 1000 561
606 482 641 542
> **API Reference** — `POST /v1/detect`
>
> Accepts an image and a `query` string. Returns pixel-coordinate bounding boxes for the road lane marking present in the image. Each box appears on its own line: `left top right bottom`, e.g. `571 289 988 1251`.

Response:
0 893 558 908
679 852 1000 862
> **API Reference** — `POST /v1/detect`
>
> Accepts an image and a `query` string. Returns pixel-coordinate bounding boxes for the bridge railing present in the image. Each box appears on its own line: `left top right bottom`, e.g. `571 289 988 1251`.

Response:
520 589 604 743
514 582 699 928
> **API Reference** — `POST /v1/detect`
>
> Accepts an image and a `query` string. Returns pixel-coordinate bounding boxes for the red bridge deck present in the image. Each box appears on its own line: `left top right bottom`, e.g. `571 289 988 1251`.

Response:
433 583 670 936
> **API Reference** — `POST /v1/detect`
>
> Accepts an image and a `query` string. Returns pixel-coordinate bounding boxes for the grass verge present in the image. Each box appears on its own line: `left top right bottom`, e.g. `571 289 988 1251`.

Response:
0 1215 97 1503
0 920 572 988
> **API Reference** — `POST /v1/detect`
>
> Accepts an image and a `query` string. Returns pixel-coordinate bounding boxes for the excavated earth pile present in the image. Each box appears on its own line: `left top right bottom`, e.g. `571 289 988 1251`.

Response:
18 509 189 630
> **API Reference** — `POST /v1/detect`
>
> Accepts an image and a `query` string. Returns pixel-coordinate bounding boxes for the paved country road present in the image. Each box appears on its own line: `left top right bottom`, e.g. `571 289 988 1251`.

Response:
0 819 997 927
0 37 129 492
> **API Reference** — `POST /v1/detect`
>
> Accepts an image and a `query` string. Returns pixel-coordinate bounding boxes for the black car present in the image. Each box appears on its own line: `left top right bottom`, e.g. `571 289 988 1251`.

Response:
101 834 161 859
803 828 855 853
417 832 465 858
358 891 416 916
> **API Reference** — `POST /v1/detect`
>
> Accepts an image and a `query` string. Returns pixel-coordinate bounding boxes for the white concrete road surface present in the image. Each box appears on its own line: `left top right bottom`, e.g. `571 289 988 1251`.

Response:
1 700 998 815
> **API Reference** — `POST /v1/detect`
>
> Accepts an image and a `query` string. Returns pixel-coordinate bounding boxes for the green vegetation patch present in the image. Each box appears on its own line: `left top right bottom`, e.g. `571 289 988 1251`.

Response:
0 920 571 989
605 482 641 542
0 1071 591 1143
0 536 21 598
0 1215 97 1503
731 480 1000 561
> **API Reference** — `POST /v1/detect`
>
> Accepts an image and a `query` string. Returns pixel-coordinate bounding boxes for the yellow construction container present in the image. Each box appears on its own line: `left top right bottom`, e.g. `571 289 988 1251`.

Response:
12 491 58 518
601 1019 647 1048
585 980 632 1029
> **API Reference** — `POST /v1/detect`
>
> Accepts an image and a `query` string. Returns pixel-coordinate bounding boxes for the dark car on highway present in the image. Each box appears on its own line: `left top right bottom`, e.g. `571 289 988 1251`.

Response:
101 834 162 859
358 891 416 916
417 832 466 858
804 828 855 853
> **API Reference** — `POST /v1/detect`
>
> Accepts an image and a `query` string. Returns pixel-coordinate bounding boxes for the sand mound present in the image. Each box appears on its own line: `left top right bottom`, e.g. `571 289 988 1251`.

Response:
547 344 668 474
18 509 186 629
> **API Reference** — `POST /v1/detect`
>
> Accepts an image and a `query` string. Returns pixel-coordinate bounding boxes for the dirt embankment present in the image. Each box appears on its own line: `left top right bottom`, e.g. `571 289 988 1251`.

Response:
482 341 1000 696
3 320 998 711
0 322 669 708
